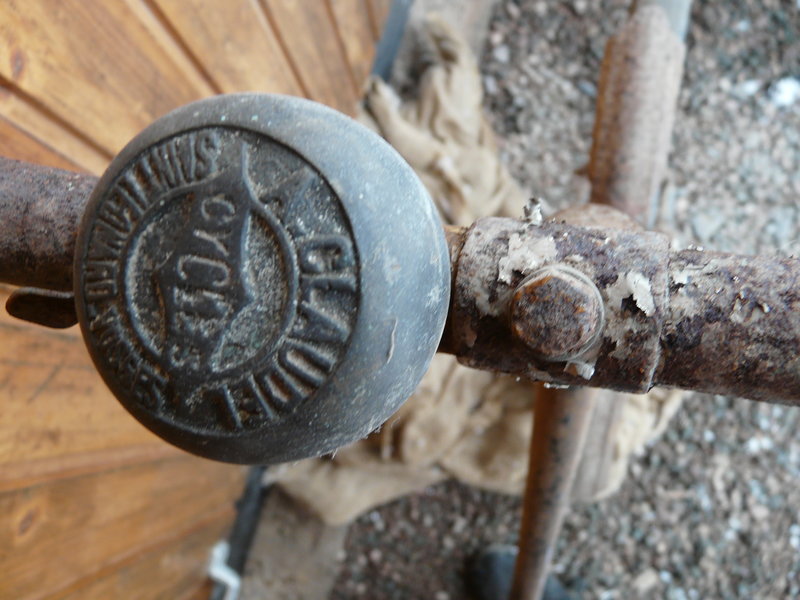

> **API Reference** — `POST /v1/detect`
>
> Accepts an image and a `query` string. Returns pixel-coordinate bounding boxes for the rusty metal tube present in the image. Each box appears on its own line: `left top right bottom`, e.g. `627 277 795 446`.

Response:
0 157 97 291
588 0 688 226
509 386 596 600
445 217 800 405
657 249 800 403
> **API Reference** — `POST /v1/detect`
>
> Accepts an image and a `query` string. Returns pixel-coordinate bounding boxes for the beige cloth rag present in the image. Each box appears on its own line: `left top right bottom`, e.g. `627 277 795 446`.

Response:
274 18 682 525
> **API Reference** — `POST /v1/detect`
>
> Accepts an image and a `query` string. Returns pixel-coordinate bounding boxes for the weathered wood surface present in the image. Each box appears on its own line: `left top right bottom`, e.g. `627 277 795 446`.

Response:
0 288 181 494
58 516 232 600
0 0 376 173
0 457 243 599
0 1 379 598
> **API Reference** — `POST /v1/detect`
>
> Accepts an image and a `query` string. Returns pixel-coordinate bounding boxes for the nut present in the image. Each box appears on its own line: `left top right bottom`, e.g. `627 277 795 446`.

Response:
509 264 604 361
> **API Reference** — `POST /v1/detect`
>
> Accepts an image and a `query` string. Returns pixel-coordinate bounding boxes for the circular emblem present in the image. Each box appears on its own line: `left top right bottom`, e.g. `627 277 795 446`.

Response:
76 127 359 434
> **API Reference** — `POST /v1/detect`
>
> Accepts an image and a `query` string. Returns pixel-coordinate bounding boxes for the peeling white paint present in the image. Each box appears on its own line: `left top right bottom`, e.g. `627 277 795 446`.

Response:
730 294 768 325
472 280 499 316
606 271 656 316
563 339 602 381
672 269 691 285
565 359 596 380
497 233 557 285
527 365 555 383
628 272 656 317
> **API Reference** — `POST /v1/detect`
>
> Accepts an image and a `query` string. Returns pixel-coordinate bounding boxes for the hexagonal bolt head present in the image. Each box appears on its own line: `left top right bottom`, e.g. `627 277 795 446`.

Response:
509 264 604 361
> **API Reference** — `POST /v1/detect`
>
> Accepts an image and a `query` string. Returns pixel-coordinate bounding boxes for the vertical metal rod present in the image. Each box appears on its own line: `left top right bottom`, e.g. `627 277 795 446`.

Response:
509 2 692 598
509 387 595 600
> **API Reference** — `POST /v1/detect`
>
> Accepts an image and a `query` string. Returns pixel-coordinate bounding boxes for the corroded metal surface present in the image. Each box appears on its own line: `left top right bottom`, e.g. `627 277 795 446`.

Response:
446 217 671 393
1 155 799 409
78 127 359 437
509 386 596 600
445 216 800 404
588 1 687 226
657 250 800 403
509 264 604 361
0 157 97 291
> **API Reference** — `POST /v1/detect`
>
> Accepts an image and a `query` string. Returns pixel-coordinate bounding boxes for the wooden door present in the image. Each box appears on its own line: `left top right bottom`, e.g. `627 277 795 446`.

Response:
0 1 389 598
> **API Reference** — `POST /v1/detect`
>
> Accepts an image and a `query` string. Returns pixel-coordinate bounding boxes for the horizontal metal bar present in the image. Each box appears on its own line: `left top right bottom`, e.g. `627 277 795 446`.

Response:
445 217 800 405
0 157 97 291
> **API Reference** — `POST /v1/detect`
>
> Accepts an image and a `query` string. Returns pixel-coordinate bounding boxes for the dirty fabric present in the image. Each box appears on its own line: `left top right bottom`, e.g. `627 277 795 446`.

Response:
275 19 681 525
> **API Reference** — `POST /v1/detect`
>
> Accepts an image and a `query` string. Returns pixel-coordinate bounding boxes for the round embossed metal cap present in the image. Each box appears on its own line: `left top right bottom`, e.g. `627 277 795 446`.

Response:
74 94 450 464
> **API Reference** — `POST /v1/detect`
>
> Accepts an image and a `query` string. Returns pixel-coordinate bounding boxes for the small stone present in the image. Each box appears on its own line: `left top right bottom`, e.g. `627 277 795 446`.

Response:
769 77 800 108
732 79 761 99
493 44 511 64
632 568 660 594
506 2 520 19
576 79 597 97
484 75 499 96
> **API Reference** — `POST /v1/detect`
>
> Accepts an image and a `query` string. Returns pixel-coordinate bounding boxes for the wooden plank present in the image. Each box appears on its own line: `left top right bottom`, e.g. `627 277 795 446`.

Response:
0 341 175 488
0 289 180 492
179 580 216 600
261 0 359 114
121 0 219 95
0 443 181 496
0 457 244 600
0 84 110 175
0 116 82 172
0 0 209 155
329 0 377 88
150 0 303 95
0 341 180 492
57 513 231 600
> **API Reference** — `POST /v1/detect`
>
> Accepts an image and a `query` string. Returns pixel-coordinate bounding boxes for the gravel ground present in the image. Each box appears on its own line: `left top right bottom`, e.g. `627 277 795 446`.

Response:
331 2 800 598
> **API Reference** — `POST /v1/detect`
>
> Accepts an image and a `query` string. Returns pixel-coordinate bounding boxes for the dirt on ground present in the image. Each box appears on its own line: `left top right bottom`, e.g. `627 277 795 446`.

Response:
329 1 800 599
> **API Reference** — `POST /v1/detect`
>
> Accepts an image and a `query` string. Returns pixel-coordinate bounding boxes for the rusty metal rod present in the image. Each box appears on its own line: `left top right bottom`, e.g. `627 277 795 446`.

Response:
0 157 97 291
509 386 596 600
588 0 689 227
445 216 800 405
510 3 693 598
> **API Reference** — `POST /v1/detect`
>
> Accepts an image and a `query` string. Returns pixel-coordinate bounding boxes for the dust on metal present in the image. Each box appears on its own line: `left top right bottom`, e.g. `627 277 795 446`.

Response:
76 126 358 442
0 157 97 292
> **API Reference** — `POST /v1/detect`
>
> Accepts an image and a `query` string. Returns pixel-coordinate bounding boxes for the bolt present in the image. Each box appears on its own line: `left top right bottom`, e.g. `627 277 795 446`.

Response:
509 264 603 361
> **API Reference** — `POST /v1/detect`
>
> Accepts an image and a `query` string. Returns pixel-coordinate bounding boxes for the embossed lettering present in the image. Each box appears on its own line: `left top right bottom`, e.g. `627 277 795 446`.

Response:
117 171 148 213
131 364 168 411
286 339 336 372
269 363 314 405
177 254 231 288
278 346 325 388
295 298 349 343
84 258 117 300
195 131 220 179
200 195 236 224
80 128 358 434
90 306 138 388
299 235 354 273
172 287 229 320
138 131 221 194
